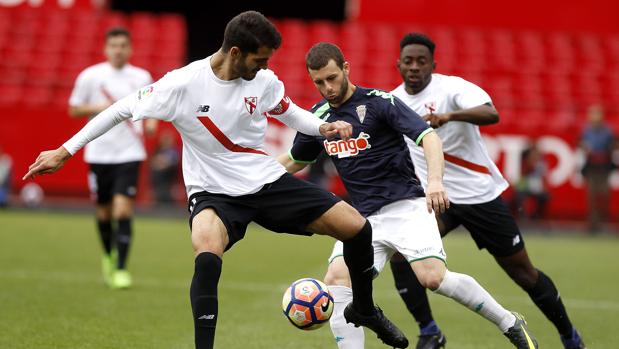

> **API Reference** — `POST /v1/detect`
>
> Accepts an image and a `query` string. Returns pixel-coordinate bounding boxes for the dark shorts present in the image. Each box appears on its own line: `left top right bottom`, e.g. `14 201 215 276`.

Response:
88 162 141 204
187 173 342 251
440 196 525 257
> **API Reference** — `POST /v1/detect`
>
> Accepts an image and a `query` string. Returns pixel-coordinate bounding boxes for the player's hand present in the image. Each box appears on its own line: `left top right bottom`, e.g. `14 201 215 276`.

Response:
423 113 451 128
425 179 449 214
319 121 353 140
22 147 72 180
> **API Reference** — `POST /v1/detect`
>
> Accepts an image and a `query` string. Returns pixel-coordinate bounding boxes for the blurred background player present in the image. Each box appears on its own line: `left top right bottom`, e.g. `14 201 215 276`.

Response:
389 33 586 349
150 129 180 205
280 42 538 349
0 145 12 207
579 104 616 233
68 27 155 289
512 145 550 220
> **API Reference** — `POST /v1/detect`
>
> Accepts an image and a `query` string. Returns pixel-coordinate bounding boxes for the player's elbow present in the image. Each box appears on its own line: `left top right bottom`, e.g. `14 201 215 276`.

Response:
486 106 500 124
488 111 499 124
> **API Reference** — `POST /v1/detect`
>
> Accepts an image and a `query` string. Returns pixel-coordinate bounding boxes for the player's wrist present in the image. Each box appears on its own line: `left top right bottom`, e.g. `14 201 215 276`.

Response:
318 122 328 135
57 146 73 160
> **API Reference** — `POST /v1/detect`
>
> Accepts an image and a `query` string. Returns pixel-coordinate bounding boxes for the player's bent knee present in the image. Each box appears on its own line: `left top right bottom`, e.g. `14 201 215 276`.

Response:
411 259 446 290
421 271 444 291
324 257 351 287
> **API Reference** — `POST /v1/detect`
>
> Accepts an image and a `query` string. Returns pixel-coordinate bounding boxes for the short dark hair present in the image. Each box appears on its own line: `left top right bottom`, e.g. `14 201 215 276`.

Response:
105 27 131 41
400 33 435 56
305 42 345 70
222 11 281 53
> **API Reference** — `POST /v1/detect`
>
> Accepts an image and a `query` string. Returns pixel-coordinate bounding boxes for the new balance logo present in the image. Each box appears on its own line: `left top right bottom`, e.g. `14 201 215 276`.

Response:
198 314 215 320
196 105 210 113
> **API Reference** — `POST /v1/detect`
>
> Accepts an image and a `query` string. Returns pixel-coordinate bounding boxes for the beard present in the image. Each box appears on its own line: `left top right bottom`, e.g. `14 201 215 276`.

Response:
326 77 349 105
234 58 260 80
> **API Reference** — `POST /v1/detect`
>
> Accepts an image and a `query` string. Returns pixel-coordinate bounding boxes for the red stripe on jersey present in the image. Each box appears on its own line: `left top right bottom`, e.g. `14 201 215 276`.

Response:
443 152 491 175
198 116 267 156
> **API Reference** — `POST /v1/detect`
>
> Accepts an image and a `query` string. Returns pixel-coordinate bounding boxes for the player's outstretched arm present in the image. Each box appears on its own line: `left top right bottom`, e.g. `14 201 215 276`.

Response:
23 147 72 180
23 96 135 180
424 104 498 128
269 99 352 140
419 131 449 213
276 153 307 174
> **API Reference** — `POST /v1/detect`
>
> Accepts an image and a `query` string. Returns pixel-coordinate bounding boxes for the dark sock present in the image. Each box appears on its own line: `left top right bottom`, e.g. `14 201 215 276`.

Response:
191 252 222 349
420 321 440 336
96 219 113 255
389 258 437 330
116 218 132 269
526 269 574 336
342 220 375 315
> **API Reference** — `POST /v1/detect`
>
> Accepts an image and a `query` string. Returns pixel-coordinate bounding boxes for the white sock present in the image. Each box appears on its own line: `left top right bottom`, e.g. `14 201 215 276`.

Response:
434 270 516 332
328 285 365 348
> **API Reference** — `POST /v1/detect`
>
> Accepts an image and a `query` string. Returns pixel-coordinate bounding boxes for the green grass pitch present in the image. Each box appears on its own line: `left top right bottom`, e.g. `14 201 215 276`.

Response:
1 210 617 348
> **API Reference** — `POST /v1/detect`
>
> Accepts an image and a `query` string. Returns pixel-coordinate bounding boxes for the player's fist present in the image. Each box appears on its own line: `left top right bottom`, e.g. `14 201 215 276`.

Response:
425 179 449 214
23 147 72 180
423 113 451 128
319 120 353 140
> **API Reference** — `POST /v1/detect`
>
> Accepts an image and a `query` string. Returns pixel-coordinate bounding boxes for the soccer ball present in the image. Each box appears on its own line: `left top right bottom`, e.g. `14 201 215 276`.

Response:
282 278 334 330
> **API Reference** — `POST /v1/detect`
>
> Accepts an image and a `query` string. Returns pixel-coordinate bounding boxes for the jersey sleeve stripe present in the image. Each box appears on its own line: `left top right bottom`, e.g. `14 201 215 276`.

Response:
414 128 434 145
288 149 317 164
198 116 267 156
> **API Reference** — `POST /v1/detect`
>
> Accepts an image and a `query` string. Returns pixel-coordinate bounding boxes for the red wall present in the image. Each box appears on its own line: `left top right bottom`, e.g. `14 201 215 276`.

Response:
355 0 619 33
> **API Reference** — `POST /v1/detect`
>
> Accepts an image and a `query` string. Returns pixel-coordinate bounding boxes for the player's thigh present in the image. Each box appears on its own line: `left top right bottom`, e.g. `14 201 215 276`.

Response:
191 208 229 257
307 201 366 240
384 198 447 264
188 193 255 253
457 196 525 257
437 205 462 237
253 174 361 240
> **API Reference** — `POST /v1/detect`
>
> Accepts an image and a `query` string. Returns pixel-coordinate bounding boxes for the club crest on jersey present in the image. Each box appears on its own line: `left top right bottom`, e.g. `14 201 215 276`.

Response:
324 132 371 159
244 96 258 115
356 105 367 123
424 101 437 114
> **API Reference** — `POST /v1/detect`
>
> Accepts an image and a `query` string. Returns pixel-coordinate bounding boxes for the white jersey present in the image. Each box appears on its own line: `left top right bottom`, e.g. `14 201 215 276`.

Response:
69 62 152 164
392 74 508 204
127 56 302 197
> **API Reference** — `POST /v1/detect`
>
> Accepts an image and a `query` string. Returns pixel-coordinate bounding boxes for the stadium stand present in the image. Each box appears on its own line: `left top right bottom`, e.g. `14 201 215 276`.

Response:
0 8 186 109
268 20 618 134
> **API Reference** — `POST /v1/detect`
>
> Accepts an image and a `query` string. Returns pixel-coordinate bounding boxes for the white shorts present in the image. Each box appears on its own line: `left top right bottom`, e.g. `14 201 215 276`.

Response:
328 198 446 275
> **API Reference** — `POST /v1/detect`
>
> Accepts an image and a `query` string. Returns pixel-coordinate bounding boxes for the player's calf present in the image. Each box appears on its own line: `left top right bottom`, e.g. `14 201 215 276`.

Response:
189 208 229 349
